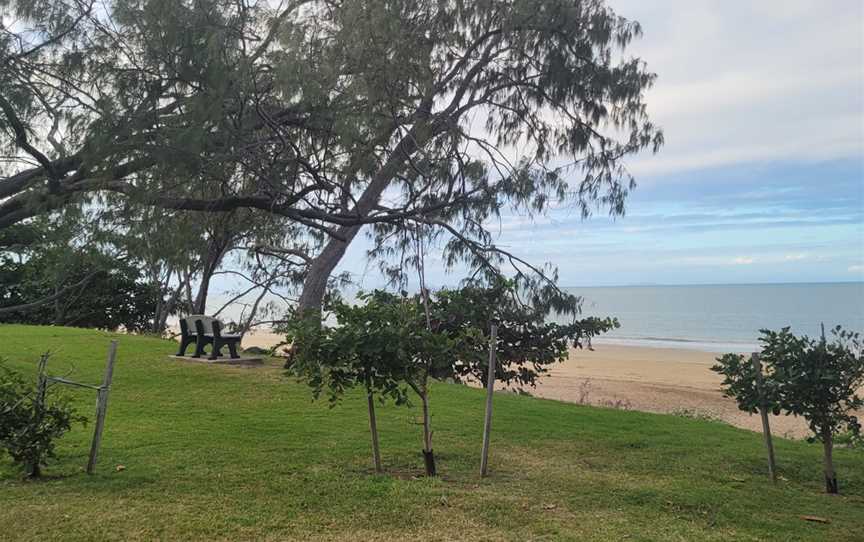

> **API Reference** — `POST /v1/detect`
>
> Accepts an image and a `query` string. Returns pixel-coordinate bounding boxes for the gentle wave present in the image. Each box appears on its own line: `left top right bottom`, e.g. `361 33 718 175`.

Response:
567 283 863 354
594 336 759 354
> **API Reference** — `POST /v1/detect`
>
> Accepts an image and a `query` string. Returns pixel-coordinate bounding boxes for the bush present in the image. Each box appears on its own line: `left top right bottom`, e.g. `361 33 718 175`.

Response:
0 361 86 477
0 221 162 332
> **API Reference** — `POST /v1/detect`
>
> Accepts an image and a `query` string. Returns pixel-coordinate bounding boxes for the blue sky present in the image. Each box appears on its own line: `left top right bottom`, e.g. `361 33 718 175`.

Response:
340 0 864 288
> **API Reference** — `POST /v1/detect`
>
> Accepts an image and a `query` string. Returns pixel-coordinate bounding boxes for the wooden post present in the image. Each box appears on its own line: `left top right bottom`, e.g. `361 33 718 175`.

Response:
35 352 49 407
480 322 498 477
87 341 118 474
752 352 777 483
29 353 50 477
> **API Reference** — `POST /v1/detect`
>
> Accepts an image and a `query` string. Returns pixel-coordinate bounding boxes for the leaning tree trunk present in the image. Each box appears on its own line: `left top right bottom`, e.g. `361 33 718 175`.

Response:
296 115 437 314
296 224 364 313
193 237 231 315
822 431 838 494
193 257 219 315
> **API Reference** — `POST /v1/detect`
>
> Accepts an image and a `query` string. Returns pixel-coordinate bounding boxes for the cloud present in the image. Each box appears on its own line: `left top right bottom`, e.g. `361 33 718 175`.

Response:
849 265 864 273
732 257 755 265
607 0 864 179
784 253 808 262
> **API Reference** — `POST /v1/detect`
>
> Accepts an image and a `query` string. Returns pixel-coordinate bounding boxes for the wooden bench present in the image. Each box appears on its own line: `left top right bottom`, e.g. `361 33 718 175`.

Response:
176 315 242 360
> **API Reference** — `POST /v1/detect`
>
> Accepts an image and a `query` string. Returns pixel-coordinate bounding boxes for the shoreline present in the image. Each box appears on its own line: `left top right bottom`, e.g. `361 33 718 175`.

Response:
239 330 821 438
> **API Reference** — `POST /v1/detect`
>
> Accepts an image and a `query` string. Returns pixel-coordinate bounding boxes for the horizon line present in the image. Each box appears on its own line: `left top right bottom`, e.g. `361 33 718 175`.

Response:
562 280 864 288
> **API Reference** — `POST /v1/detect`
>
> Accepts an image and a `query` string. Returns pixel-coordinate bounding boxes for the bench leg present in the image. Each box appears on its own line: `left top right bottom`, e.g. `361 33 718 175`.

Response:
227 341 240 359
209 343 222 360
193 338 208 358
177 337 195 356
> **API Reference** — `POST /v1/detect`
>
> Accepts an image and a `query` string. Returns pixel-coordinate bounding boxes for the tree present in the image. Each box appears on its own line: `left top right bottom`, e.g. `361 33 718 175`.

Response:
2 0 663 317
431 282 618 388
713 326 864 494
0 217 161 331
765 327 863 494
289 284 618 477
289 290 453 477
712 353 782 418
287 292 415 473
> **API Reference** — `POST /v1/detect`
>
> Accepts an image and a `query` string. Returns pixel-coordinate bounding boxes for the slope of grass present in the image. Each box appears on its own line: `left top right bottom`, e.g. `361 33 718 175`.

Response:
1 324 862 541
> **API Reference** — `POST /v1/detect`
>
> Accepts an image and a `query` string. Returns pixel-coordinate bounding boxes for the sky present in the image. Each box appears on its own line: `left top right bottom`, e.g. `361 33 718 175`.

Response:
338 0 864 289
209 0 864 315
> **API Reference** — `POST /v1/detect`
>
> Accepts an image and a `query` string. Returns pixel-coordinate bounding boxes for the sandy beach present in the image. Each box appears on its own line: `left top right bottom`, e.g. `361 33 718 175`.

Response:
238 331 821 438
543 344 815 438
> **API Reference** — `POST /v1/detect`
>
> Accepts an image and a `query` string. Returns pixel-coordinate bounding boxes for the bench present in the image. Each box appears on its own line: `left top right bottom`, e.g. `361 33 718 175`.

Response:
176 315 242 360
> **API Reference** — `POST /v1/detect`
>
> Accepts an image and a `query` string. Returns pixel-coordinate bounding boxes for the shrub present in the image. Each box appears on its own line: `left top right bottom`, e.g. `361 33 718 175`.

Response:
0 361 86 478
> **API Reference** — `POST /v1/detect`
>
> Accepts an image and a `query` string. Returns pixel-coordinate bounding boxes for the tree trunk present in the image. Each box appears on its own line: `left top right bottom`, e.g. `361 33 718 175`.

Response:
53 281 63 325
193 240 228 315
823 431 838 494
296 224 364 313
420 388 436 476
367 389 383 473
296 117 437 314
193 262 216 314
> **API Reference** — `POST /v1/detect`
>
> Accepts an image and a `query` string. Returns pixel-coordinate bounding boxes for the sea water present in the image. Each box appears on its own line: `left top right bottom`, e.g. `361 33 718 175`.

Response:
564 283 864 353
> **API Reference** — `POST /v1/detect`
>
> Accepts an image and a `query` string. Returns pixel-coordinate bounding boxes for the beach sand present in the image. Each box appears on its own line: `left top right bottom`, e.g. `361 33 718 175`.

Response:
541 344 813 438
237 331 821 438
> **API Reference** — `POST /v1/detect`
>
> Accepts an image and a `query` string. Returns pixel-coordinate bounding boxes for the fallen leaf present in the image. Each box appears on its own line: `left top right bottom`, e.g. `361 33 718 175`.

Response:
800 515 830 524
116 465 126 472
543 504 557 511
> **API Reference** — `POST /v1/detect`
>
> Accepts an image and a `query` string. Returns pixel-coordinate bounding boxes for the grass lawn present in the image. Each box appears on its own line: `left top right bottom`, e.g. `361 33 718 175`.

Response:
1 324 862 541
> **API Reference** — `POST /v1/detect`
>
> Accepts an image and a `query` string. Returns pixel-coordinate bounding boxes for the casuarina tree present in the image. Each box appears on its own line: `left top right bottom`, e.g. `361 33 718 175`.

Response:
2 0 663 317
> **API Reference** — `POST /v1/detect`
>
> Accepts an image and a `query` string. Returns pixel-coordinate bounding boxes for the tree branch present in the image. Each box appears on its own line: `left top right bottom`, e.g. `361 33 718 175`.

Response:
0 270 104 316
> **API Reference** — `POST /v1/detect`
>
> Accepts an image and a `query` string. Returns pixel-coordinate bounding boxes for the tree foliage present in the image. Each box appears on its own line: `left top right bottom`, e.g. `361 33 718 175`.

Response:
713 326 864 493
287 292 417 408
431 283 618 387
762 327 864 442
1 0 663 314
0 219 161 331
0 360 86 477
712 353 781 416
288 282 617 475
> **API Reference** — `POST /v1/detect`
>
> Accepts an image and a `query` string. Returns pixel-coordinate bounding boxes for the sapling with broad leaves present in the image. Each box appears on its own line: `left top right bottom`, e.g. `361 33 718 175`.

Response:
287 292 417 474
289 283 618 477
431 282 619 390
713 326 864 494
764 326 863 494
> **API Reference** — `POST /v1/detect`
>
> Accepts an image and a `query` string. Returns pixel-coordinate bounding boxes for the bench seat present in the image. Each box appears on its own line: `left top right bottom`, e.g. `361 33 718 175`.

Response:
176 315 242 360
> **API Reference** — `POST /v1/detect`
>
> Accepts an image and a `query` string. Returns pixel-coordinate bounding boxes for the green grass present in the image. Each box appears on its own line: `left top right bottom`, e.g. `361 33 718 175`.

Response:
1 324 862 541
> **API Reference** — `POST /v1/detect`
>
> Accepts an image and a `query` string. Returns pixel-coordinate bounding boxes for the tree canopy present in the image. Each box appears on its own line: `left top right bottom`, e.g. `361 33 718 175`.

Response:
2 0 662 315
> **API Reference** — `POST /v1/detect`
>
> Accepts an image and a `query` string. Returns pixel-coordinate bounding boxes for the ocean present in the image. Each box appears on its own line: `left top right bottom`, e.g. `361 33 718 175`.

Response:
565 283 864 353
